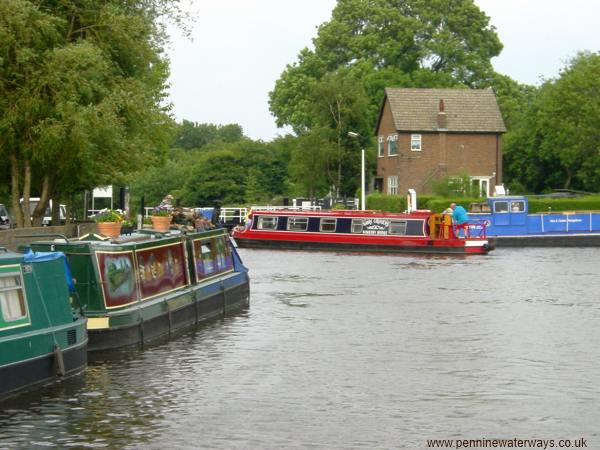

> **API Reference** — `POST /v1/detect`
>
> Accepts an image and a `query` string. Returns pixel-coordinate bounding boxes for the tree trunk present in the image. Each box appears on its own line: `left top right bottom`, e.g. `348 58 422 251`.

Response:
10 152 24 228
31 174 52 227
22 158 35 227
51 190 62 225
563 167 572 190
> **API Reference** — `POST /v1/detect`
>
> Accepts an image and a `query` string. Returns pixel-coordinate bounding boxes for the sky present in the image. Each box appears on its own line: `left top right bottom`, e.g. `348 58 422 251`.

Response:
165 0 600 141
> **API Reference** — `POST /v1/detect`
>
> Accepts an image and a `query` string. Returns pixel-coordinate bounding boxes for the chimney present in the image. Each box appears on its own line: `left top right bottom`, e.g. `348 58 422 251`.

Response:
437 99 447 130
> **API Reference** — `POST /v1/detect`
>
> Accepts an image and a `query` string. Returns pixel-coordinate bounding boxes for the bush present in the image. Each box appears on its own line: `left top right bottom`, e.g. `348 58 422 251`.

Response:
528 196 600 213
365 193 600 214
426 198 483 213
366 193 405 212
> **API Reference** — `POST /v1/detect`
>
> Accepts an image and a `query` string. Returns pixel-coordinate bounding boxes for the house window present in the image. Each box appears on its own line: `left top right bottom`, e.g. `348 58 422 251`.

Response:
470 177 491 197
387 134 398 156
287 217 308 231
378 137 385 158
411 134 422 151
351 219 363 234
319 218 337 232
257 216 278 230
0 273 27 325
389 220 407 235
387 176 398 195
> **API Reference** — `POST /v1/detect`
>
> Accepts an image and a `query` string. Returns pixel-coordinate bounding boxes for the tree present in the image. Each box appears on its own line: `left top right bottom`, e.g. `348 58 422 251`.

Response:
0 0 179 226
535 52 600 191
287 128 335 198
173 121 244 150
503 52 600 193
269 0 502 132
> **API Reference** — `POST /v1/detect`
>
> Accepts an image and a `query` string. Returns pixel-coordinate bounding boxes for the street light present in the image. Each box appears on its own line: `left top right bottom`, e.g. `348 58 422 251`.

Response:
348 131 366 211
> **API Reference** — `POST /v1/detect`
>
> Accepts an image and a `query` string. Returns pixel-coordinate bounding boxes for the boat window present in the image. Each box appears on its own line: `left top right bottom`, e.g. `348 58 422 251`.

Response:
257 216 278 230
320 218 337 232
389 220 407 235
494 201 509 213
215 236 233 271
201 242 216 276
510 201 525 212
0 273 27 323
351 219 363 233
287 217 308 231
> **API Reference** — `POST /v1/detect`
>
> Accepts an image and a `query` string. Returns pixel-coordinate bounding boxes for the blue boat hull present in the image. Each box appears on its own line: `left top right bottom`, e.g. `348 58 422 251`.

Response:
471 210 600 246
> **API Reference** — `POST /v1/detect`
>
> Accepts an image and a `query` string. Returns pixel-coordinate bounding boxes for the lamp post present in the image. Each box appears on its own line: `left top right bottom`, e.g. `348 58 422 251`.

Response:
348 132 366 211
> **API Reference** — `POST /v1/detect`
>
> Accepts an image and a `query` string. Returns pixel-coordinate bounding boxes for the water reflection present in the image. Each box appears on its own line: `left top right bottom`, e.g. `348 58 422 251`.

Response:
1 248 600 449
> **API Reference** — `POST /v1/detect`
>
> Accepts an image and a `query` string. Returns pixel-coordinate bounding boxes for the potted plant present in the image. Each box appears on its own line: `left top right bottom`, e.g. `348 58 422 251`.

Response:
151 208 172 232
94 209 124 238
120 219 136 235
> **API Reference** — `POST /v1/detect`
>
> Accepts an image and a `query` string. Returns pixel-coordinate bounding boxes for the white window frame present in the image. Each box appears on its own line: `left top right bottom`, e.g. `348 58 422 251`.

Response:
387 134 398 156
257 216 278 230
470 176 491 197
0 271 29 328
389 220 407 235
351 219 363 234
287 217 308 231
377 137 385 158
411 134 422 152
319 218 337 232
387 176 398 195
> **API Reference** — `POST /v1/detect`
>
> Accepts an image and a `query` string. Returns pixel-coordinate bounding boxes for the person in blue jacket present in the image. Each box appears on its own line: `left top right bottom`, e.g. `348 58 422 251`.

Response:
450 203 469 225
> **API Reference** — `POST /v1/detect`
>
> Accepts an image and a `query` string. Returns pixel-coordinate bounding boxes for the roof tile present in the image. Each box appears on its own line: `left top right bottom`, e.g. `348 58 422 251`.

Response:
384 88 506 133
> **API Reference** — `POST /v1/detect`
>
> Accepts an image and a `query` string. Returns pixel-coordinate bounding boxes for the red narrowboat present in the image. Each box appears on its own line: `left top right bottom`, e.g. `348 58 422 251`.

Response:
231 209 493 255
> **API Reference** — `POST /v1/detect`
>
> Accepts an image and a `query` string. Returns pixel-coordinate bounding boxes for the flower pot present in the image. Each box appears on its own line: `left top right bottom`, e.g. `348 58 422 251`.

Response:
96 222 122 238
151 215 172 232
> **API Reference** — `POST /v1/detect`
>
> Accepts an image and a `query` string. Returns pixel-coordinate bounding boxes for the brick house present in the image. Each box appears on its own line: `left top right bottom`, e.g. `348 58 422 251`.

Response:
374 88 506 197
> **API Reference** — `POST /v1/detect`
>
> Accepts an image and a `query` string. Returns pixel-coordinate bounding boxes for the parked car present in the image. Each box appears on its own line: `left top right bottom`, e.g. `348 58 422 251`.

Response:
20 198 66 226
0 203 13 229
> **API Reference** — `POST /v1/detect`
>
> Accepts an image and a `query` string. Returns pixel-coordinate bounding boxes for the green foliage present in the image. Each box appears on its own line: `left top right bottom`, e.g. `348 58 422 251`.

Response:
503 52 600 193
426 198 481 213
0 0 179 227
427 172 483 198
528 196 600 213
269 0 501 132
173 121 244 150
94 209 123 223
151 209 171 217
268 0 502 200
366 192 406 212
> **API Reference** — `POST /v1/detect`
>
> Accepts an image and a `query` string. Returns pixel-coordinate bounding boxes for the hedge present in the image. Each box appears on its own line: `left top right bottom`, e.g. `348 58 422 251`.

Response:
528 196 600 213
366 194 600 213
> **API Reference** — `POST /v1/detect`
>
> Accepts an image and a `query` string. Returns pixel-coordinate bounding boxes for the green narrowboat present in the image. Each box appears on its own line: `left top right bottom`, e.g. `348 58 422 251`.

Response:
29 228 250 351
0 249 88 400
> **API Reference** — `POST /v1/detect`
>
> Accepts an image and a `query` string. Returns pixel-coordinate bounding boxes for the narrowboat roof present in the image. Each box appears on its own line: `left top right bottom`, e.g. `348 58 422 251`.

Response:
29 229 226 253
487 196 527 202
250 209 432 218
0 249 25 265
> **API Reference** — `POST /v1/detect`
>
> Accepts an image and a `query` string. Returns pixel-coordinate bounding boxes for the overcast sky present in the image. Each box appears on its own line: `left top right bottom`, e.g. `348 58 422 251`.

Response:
166 0 600 141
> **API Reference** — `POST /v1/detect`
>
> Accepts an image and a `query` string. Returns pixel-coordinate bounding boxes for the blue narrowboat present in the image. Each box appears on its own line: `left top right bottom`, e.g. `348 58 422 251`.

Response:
469 196 600 246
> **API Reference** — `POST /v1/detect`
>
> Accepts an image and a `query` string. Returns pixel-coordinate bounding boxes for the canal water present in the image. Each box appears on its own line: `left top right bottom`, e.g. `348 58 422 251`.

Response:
1 247 599 449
